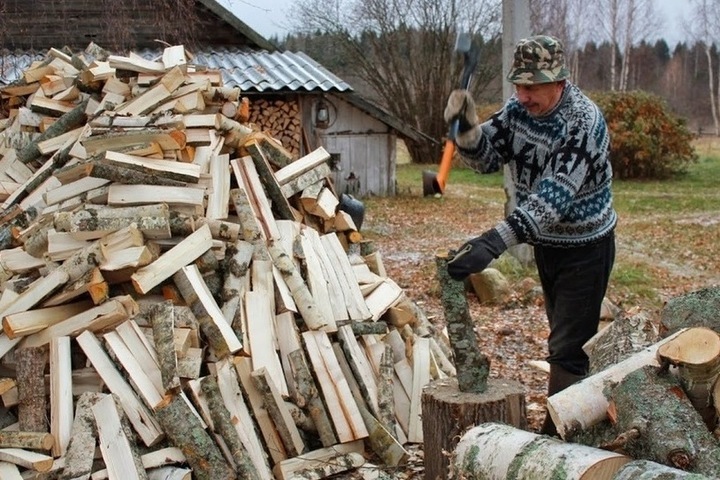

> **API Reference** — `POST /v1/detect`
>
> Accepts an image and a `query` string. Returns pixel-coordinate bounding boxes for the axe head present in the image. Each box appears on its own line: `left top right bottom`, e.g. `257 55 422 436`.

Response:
454 32 472 54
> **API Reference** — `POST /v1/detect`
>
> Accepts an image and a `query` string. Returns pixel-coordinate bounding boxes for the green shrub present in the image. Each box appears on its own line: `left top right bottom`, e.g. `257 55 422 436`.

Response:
592 91 698 179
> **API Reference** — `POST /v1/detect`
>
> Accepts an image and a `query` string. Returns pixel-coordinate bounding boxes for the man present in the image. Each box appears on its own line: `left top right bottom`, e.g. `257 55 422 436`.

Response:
443 35 617 435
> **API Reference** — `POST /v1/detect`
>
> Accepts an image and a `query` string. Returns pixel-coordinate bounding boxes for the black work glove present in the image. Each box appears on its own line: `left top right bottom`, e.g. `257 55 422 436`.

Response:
447 229 507 281
444 90 481 147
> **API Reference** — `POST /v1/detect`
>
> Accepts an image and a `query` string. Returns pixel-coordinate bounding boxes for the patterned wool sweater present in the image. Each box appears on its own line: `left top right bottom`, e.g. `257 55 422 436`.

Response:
457 82 617 249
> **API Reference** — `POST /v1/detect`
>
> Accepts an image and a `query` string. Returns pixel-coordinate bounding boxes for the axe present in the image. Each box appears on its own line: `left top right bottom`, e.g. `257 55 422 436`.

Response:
423 32 478 196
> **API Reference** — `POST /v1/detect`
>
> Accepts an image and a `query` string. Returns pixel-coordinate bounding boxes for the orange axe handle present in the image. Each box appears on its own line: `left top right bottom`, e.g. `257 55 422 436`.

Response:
435 139 455 193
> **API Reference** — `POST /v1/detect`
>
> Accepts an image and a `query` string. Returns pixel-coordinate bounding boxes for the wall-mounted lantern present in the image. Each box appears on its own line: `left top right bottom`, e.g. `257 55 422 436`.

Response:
315 98 330 129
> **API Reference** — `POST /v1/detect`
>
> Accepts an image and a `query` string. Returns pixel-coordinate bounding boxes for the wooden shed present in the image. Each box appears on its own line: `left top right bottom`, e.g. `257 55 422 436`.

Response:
0 0 428 197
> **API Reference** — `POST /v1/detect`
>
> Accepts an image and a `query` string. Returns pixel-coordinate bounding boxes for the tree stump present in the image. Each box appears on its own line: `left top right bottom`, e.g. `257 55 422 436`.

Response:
421 377 526 480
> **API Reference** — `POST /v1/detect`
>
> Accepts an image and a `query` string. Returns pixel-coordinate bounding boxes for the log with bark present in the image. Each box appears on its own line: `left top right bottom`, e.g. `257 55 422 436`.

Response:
610 365 720 476
547 329 687 440
656 326 720 429
454 422 630 479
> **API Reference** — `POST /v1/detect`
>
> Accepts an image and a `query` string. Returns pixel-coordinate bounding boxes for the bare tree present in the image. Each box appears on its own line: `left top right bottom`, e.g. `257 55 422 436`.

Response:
287 0 502 164
617 0 661 91
689 0 720 135
529 0 591 84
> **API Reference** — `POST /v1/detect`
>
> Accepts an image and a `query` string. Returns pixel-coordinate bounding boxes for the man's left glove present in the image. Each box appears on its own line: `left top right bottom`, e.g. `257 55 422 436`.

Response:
447 229 507 281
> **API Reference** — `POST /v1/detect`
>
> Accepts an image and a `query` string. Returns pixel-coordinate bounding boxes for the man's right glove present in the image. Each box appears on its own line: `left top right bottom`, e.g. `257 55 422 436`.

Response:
444 90 481 148
447 228 507 281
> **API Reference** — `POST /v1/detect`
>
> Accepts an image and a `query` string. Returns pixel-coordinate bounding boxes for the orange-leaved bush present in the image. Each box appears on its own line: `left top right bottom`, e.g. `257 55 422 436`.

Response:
592 91 697 180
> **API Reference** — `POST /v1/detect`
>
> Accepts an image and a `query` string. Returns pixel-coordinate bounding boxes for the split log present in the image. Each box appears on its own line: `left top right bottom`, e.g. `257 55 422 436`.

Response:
3 300 91 339
200 375 259 480
20 295 136 348
251 367 306 457
103 330 164 409
154 394 235 480
319 233 372 321
220 240 252 339
547 329 687 440
214 359 273 478
271 441 365 480
302 330 368 443
59 392 104 480
286 349 337 447
131 224 213 294
149 301 181 392
0 269 70 319
611 365 720 476
214 114 252 148
277 452 364 479
17 98 89 165
91 447 187 480
332 342 408 467
434 252 488 393
422 377 526 480
657 327 720 429
244 140 295 220
0 448 54 473
173 264 242 357
267 239 327 331
76 330 164 447
147 467 192 480
336 325 379 415
234 357 289 464
205 153 230 220
453 422 630 479
49 336 73 457
15 345 48 432
92 394 148 480
585 307 659 374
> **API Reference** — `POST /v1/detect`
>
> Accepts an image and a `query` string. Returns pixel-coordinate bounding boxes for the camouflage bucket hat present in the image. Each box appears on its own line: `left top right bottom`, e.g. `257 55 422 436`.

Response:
506 35 570 85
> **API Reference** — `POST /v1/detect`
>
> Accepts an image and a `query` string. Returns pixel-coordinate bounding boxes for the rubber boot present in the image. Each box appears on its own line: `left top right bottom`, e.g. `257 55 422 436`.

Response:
539 364 586 436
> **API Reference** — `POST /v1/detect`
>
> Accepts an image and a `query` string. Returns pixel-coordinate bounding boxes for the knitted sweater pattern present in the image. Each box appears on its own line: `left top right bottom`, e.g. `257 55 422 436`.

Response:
457 82 617 248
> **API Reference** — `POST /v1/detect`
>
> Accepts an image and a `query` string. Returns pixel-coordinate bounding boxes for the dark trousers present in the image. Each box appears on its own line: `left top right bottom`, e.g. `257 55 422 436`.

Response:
534 231 615 376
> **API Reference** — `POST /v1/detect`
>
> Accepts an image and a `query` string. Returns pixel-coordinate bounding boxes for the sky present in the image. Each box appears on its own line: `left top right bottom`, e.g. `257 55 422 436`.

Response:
226 0 688 45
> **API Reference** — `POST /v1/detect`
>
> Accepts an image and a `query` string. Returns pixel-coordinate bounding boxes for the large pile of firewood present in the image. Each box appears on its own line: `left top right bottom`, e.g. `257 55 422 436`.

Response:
0 44 454 479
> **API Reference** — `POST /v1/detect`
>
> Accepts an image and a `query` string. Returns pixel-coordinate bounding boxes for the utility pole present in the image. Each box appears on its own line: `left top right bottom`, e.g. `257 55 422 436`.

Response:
501 0 533 265
502 0 530 101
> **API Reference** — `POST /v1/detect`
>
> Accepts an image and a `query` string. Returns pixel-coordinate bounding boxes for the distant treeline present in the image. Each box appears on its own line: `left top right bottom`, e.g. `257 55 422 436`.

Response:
274 32 714 133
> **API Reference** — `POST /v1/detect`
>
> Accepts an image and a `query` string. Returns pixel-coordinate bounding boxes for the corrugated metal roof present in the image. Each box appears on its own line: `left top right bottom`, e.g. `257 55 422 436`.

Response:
191 48 352 92
0 48 351 94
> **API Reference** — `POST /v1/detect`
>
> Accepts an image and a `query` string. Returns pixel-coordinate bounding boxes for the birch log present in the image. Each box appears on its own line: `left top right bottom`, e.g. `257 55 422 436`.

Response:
15 345 48 432
656 326 720 429
154 394 234 480
613 459 715 479
200 376 259 480
434 253 488 392
611 366 720 476
267 239 327 330
453 422 630 480
548 329 687 440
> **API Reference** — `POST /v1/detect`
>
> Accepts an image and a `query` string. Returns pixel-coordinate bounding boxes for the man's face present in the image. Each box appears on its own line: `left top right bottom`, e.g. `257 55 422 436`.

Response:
514 81 564 117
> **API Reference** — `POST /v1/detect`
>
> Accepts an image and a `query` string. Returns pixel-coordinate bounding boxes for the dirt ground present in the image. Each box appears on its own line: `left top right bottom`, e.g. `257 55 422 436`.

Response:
357 147 720 477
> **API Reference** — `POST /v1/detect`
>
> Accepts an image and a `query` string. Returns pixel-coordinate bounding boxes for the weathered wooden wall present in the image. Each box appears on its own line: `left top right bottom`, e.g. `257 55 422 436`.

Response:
301 96 397 197
0 0 254 51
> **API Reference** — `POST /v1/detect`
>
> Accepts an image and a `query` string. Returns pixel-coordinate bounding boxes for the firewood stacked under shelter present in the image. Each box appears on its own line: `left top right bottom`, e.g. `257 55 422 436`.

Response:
0 44 454 479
